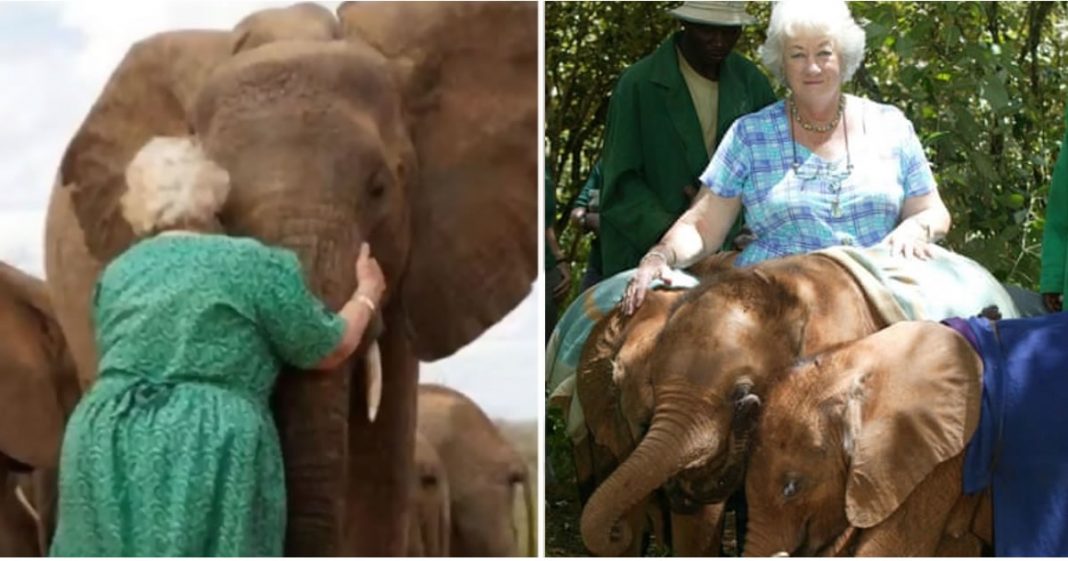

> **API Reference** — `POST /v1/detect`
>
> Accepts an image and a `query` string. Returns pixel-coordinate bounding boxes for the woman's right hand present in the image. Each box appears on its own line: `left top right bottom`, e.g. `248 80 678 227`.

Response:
621 251 673 316
354 243 386 308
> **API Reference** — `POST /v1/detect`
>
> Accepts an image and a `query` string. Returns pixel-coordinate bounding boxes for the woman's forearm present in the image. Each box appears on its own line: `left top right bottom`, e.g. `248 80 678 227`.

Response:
314 296 375 371
650 192 742 269
900 191 951 242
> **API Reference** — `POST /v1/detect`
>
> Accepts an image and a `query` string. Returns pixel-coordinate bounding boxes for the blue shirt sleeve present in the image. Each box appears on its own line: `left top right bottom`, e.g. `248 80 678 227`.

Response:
699 119 750 199
897 113 937 199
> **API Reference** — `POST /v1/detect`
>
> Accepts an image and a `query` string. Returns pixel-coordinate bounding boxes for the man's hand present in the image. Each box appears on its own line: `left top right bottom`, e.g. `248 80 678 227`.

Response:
583 212 600 232
552 261 572 299
1043 293 1063 313
569 207 587 228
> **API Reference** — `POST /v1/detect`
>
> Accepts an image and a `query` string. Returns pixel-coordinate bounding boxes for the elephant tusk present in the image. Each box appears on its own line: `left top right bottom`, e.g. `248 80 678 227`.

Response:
14 484 40 525
365 340 383 422
771 552 790 557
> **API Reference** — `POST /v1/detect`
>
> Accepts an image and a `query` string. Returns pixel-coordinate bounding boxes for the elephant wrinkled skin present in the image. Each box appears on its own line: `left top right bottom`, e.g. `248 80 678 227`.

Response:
43 2 535 555
744 321 992 556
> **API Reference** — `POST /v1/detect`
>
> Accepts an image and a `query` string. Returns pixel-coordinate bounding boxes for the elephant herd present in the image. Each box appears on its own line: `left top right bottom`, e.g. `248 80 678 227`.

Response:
0 261 535 556
566 248 1034 556
3 1 538 557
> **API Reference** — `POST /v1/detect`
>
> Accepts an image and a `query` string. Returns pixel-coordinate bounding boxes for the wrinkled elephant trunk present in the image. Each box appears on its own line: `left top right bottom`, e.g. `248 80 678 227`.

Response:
580 388 719 556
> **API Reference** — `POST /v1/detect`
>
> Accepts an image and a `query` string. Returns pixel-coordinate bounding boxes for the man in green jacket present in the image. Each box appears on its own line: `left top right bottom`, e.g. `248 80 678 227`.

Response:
598 1 777 277
1040 103 1068 313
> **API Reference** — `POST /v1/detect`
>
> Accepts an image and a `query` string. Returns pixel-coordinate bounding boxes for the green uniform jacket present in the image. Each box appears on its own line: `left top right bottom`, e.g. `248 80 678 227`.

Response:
599 32 777 276
1040 105 1068 296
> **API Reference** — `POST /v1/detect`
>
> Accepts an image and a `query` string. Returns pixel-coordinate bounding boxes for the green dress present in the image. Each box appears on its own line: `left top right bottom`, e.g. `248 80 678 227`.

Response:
50 234 344 556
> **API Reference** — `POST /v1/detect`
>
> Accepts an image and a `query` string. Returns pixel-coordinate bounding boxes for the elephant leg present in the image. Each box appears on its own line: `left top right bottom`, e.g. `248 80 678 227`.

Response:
344 325 417 556
671 502 725 556
853 456 964 556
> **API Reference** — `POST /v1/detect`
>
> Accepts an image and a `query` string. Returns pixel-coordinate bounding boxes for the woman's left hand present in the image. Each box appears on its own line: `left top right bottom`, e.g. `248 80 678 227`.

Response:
882 219 933 260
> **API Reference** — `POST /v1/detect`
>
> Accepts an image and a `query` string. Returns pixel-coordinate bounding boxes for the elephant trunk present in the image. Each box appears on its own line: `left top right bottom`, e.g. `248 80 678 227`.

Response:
263 226 361 554
580 388 719 556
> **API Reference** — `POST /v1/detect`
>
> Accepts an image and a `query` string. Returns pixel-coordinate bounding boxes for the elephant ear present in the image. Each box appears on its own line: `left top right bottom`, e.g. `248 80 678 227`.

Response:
576 309 633 459
57 30 234 262
337 2 537 359
841 322 983 528
0 264 67 469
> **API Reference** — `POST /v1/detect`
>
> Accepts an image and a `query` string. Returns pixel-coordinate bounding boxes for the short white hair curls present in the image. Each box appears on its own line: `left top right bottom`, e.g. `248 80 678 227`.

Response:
122 136 230 236
758 0 867 85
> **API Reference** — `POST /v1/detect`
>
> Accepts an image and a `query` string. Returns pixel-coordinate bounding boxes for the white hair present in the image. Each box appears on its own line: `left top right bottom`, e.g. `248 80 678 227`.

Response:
122 136 230 236
758 0 867 85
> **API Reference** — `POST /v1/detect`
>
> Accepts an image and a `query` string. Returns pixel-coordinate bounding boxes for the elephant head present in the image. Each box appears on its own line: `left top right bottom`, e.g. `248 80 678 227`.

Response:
743 321 982 556
0 262 81 555
580 254 885 556
45 3 535 555
417 384 535 557
409 432 450 557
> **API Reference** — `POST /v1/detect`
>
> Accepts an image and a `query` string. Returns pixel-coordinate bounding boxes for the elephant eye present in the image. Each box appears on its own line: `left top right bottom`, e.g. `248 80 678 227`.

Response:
365 166 391 200
782 477 801 499
420 473 438 488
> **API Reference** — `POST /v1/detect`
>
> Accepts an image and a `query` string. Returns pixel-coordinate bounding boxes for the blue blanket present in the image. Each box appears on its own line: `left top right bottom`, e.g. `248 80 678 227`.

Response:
957 312 1068 556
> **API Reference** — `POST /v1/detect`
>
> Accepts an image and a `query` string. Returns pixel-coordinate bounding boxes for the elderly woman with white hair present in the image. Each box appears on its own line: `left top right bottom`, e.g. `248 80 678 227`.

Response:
50 137 386 556
623 0 952 313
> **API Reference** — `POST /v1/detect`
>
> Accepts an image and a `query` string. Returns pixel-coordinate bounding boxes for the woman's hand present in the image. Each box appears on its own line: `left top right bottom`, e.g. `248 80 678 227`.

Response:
354 242 385 308
622 250 673 315
882 218 933 260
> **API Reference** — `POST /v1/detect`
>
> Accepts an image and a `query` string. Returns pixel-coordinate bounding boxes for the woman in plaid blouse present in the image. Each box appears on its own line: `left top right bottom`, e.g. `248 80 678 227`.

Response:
623 0 952 315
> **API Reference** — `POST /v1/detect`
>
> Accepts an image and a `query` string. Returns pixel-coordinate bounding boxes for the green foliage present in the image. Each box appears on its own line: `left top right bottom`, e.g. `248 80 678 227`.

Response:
546 1 1068 303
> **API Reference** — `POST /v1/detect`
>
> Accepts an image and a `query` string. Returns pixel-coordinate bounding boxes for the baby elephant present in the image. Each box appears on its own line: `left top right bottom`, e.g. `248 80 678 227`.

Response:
408 432 450 557
745 315 1068 556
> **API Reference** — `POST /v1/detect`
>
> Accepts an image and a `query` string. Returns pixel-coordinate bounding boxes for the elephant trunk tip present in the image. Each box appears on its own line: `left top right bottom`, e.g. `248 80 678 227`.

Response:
579 505 632 557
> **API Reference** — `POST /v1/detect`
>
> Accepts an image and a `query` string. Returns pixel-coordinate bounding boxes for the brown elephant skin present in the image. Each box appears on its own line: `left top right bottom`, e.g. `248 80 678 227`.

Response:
408 432 450 557
0 262 83 555
417 384 535 557
43 2 536 555
580 252 888 556
743 321 992 556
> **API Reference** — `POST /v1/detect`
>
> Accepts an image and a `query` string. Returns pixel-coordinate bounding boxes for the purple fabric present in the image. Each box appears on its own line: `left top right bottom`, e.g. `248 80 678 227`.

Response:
960 312 1068 556
941 316 980 354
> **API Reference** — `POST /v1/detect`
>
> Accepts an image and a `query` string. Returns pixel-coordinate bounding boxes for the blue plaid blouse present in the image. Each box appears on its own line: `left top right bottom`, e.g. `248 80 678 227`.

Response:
699 95 937 266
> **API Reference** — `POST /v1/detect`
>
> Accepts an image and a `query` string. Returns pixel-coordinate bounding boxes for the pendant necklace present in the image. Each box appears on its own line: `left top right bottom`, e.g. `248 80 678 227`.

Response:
790 94 853 218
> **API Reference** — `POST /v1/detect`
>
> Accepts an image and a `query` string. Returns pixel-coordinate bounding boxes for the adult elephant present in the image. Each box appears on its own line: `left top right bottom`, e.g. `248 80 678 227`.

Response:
0 262 81 555
417 385 536 557
42 2 536 556
408 432 450 557
579 245 1019 556
743 321 993 556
